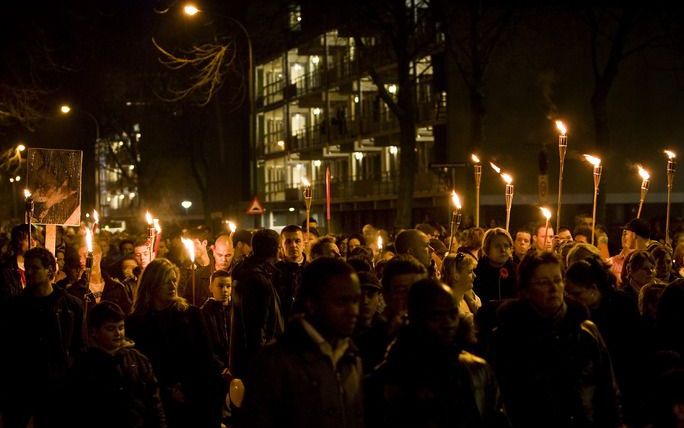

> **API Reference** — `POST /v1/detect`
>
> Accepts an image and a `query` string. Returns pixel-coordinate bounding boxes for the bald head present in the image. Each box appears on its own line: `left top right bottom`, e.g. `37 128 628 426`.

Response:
212 234 234 271
395 229 432 268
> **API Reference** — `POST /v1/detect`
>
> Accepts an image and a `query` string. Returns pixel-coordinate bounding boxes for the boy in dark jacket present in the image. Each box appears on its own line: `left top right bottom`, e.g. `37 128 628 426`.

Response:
72 301 166 428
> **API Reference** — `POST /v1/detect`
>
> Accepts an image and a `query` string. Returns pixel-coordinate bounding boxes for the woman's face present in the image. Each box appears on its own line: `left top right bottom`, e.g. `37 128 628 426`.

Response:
524 262 565 317
152 270 178 310
565 280 600 309
487 235 512 266
630 259 655 288
654 253 672 280
450 257 476 294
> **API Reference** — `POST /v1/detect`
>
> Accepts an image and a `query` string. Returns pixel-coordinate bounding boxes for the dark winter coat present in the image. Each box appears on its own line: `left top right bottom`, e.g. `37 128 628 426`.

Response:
0 256 23 308
373 324 508 428
275 256 307 321
71 343 166 428
491 299 621 428
473 257 517 304
243 319 364 428
200 297 231 371
231 255 284 378
126 305 223 428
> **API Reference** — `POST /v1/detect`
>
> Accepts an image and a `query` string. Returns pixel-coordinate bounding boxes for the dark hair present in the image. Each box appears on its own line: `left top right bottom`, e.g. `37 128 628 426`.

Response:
381 255 427 295
310 236 338 259
307 227 320 238
650 244 673 262
281 225 303 236
24 247 57 272
119 239 134 251
232 229 253 247
348 245 373 266
463 227 485 251
517 251 561 291
299 257 356 301
514 227 532 237
407 278 454 321
347 257 373 274
565 256 616 296
252 229 280 259
88 301 125 329
347 233 365 246
482 228 513 256
64 245 84 270
11 224 35 249
210 269 231 283
573 226 593 239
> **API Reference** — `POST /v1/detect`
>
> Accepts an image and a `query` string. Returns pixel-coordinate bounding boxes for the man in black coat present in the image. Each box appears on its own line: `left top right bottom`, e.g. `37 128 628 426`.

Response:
230 229 284 379
2 247 84 428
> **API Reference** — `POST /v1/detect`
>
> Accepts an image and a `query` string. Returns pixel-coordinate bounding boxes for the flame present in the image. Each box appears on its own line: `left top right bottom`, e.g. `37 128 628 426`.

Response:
153 218 161 234
23 189 31 199
451 190 462 210
665 150 676 160
377 235 383 251
637 165 650 181
145 211 153 225
583 154 601 167
555 120 567 135
227 221 236 233
471 154 480 163
489 162 501 174
181 237 195 263
540 207 552 220
85 228 93 253
93 210 99 224
301 177 311 187
501 173 513 184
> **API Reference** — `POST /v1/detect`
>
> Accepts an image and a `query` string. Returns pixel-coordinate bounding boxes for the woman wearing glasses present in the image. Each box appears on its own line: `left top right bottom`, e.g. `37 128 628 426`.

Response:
490 251 621 428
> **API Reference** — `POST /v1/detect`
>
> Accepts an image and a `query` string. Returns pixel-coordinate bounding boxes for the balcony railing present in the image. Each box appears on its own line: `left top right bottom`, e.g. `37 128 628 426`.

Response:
264 170 446 203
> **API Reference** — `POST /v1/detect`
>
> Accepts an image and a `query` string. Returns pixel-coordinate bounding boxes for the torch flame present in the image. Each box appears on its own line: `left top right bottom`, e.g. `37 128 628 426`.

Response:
555 120 567 135
24 189 31 199
93 210 99 224
377 235 383 251
540 207 552 221
583 154 601 167
153 218 161 234
85 228 93 253
451 190 462 210
181 237 195 263
145 211 153 225
227 221 236 234
471 154 480 163
665 150 676 160
637 165 650 181
489 162 501 174
501 173 513 184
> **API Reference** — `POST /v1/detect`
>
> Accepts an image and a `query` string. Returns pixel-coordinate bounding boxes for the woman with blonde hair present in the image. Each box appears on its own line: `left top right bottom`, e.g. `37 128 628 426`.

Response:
126 259 223 428
441 251 482 316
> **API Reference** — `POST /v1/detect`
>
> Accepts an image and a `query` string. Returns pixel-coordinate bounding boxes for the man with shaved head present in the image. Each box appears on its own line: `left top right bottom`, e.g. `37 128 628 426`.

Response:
394 229 434 274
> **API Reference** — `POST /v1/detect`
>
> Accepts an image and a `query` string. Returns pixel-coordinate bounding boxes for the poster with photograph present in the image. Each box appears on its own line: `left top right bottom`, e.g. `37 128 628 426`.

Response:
26 148 82 226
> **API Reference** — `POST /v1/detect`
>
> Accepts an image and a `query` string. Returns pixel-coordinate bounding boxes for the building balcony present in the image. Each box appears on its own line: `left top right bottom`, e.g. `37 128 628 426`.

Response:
264 170 446 204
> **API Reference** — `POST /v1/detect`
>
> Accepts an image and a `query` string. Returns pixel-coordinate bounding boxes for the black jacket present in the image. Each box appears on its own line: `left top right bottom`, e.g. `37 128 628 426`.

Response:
231 255 285 378
126 305 223 428
491 300 621 428
71 344 166 428
275 256 307 321
0 256 23 308
473 257 517 304
373 324 508 428
244 319 363 428
200 298 231 371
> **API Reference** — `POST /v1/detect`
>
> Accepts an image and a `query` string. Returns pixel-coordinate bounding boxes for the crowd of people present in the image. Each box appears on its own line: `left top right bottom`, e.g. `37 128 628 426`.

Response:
0 213 683 428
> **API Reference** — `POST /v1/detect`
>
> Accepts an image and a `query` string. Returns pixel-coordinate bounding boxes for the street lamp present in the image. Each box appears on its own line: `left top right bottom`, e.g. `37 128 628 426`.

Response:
60 103 101 215
181 5 256 225
16 144 25 153
181 200 193 215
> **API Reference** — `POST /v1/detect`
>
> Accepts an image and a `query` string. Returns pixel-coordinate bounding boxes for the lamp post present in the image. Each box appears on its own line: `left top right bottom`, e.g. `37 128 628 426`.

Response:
182 5 256 226
60 104 101 215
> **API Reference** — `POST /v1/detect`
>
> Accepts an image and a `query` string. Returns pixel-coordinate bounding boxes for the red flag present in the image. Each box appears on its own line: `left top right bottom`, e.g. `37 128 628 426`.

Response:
326 166 331 221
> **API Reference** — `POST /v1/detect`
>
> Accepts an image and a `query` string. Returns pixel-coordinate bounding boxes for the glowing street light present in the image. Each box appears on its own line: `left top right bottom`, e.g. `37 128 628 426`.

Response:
60 104 71 114
183 3 200 16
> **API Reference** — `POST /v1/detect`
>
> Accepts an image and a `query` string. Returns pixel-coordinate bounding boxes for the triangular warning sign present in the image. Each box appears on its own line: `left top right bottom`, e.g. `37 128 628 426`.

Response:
246 196 265 215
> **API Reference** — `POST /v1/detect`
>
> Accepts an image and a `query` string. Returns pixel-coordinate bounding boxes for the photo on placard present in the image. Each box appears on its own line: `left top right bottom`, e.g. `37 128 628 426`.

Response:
26 148 82 226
